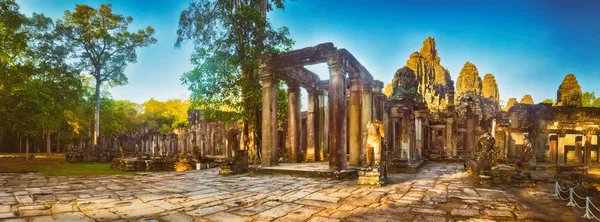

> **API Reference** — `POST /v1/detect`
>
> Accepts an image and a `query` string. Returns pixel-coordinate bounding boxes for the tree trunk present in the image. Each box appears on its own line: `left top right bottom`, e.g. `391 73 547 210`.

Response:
46 129 51 156
18 132 21 153
57 130 61 153
0 128 3 152
94 79 101 146
26 136 29 161
88 119 92 149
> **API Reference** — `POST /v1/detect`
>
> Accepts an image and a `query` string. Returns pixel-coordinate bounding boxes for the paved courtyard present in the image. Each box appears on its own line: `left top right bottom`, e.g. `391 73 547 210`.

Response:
0 162 584 221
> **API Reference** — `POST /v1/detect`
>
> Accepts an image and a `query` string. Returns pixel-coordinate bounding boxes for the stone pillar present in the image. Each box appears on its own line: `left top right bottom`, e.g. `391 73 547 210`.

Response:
348 79 362 166
361 84 373 165
260 71 279 167
575 136 583 163
286 83 302 163
557 134 565 165
306 90 319 162
550 135 557 163
415 116 422 160
466 115 475 155
585 134 592 166
383 106 391 152
401 111 411 162
328 57 347 171
446 117 455 157
318 90 328 161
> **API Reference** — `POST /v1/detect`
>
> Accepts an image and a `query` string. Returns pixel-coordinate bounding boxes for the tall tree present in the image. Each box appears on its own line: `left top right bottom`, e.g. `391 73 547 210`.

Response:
0 0 28 153
582 91 596 107
176 0 293 162
58 4 156 145
24 12 83 156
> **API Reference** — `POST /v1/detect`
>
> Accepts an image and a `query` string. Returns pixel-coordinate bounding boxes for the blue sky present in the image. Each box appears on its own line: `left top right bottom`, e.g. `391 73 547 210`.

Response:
16 0 600 106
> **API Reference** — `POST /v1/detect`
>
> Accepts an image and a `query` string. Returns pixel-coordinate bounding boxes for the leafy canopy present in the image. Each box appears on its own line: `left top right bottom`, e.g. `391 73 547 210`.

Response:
175 0 294 121
58 3 157 86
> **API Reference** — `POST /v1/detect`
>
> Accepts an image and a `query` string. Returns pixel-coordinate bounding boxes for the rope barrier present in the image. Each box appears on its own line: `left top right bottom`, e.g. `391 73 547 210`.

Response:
553 181 600 220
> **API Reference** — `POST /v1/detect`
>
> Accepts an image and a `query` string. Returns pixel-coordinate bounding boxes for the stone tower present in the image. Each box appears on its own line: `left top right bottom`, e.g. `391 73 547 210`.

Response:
481 74 499 101
455 61 481 98
556 74 583 107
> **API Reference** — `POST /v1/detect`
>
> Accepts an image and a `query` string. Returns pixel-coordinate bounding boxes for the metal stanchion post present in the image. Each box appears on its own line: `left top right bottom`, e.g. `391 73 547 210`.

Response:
583 197 593 219
567 188 576 207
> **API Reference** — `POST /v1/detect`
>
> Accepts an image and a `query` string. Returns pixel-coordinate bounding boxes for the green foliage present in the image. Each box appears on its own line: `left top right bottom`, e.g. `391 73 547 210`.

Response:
277 81 288 128
582 92 597 107
541 98 555 105
140 98 190 132
57 3 156 142
176 0 294 124
99 96 141 135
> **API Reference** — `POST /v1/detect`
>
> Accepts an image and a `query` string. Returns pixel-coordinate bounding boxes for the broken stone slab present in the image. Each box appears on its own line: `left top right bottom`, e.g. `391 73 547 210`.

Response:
54 212 94 222
18 209 51 217
205 211 251 222
450 208 481 217
160 213 193 222
83 209 119 221
186 205 228 217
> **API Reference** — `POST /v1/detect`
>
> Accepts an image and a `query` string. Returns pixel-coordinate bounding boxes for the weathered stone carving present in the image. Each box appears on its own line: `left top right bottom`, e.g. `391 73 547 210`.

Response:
517 136 534 169
505 98 518 111
389 67 418 100
365 120 385 168
520 94 534 104
456 61 481 98
386 37 454 117
481 74 499 101
465 133 496 176
359 121 386 186
556 73 583 107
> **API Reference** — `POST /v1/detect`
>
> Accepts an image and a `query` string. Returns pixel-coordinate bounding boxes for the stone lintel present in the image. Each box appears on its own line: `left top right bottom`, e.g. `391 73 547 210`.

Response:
267 43 336 70
280 67 320 90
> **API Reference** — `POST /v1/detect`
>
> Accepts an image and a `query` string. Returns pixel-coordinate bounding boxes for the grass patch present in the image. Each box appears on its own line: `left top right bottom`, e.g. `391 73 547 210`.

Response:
0 154 134 176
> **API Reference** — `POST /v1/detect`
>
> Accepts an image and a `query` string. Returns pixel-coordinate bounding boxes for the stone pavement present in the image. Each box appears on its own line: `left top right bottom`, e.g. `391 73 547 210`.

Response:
0 162 585 221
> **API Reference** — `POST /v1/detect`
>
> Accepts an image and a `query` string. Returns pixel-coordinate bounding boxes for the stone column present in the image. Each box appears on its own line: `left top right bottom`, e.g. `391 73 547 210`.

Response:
348 79 362 166
575 136 583 163
318 90 328 161
361 83 373 165
306 90 319 162
260 71 279 167
383 106 391 152
557 134 565 165
286 83 302 163
446 117 455 157
328 57 347 171
585 134 592 166
550 135 557 163
401 111 411 162
466 115 475 155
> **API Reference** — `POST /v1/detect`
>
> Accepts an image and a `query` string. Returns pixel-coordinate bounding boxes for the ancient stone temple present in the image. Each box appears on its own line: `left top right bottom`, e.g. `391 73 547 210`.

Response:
495 74 600 167
505 98 518 111
382 37 503 165
520 94 534 104
259 43 386 171
68 110 241 172
481 74 499 101
556 74 583 107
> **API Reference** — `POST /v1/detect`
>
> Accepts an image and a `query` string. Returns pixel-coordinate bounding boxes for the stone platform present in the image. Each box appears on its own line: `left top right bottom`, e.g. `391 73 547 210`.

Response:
387 159 425 173
249 162 358 180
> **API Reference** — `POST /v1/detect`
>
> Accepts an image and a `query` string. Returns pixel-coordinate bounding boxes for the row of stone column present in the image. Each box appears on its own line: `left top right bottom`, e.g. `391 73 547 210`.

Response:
175 123 240 158
98 133 179 156
261 58 384 170
500 131 599 166
385 105 426 163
